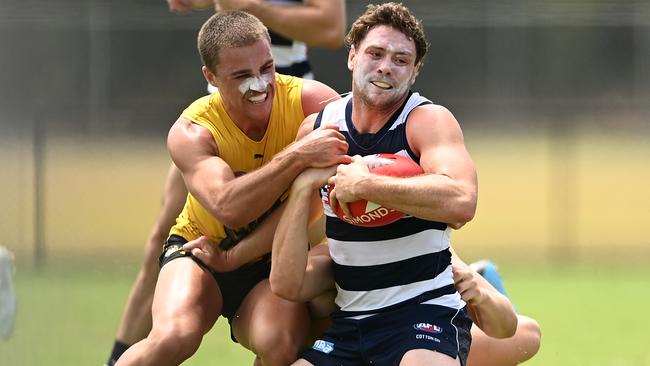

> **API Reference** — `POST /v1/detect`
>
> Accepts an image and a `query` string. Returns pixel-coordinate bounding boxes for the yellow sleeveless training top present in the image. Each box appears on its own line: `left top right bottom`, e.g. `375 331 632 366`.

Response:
169 73 304 248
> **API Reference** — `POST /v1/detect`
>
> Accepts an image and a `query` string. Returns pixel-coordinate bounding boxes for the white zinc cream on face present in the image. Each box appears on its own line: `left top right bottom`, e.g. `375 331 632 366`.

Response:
238 75 272 94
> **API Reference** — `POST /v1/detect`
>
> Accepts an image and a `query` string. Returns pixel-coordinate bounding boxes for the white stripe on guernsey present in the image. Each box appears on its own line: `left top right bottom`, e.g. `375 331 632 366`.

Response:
319 97 348 130
422 293 466 309
328 228 451 266
344 294 465 320
335 265 461 312
271 44 307 67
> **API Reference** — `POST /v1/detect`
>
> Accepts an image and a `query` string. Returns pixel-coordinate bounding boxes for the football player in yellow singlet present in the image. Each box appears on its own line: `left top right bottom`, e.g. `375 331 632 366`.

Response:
105 2 347 366
115 11 350 366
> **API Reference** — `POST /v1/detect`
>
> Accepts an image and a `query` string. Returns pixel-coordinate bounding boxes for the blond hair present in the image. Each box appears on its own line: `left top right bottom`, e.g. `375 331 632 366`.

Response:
198 10 271 72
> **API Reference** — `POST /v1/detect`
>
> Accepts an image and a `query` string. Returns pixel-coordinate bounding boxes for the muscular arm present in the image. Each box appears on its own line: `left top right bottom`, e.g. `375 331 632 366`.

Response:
167 82 347 228
168 118 305 228
215 0 346 48
451 248 518 338
330 105 477 228
183 185 330 273
269 114 340 300
182 201 283 271
301 79 342 116
270 167 335 301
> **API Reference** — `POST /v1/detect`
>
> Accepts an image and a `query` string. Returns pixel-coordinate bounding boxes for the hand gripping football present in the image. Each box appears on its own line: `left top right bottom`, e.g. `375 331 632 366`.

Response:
328 153 423 227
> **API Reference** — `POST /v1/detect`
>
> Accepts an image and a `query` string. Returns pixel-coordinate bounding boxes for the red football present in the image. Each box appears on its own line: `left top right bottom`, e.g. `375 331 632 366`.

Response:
328 153 423 227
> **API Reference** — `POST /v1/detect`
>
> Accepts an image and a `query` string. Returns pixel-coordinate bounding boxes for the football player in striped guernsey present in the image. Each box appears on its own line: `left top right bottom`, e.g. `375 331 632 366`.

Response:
270 3 534 366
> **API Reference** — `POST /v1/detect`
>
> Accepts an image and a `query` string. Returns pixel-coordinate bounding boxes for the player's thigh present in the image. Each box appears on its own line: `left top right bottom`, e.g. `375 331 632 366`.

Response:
231 279 310 351
400 349 461 366
151 257 223 335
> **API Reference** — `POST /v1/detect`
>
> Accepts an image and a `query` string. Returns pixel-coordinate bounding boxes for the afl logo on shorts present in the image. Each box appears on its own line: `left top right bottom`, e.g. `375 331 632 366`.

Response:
414 323 443 334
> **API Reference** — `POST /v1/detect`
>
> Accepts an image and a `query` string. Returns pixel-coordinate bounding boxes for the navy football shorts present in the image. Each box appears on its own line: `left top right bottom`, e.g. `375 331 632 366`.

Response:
301 302 472 366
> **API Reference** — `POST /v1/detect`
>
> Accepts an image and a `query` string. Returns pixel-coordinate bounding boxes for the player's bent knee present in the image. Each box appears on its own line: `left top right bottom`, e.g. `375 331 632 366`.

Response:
521 315 542 338
147 325 203 362
254 329 302 366
518 315 542 360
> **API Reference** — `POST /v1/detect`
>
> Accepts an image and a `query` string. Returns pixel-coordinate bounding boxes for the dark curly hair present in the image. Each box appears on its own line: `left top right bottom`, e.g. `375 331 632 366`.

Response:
345 2 429 65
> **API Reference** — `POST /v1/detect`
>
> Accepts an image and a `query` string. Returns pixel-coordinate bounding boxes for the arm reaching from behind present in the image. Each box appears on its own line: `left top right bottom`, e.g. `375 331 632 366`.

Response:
451 248 517 338
270 166 336 302
181 167 331 275
181 200 286 272
168 117 350 229
214 0 346 48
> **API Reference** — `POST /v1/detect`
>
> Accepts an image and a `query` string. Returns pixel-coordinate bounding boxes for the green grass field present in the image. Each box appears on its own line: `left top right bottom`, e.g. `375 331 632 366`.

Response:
2 261 649 366
1 132 649 365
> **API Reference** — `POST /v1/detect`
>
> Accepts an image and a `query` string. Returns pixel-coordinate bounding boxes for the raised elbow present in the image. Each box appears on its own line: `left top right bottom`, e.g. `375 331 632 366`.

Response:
319 34 344 49
517 315 542 361
312 24 345 49
216 210 248 230
452 193 477 225
208 193 250 229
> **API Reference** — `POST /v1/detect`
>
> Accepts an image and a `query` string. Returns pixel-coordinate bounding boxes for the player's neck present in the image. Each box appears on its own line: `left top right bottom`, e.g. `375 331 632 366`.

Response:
236 119 269 141
351 93 408 134
223 104 270 141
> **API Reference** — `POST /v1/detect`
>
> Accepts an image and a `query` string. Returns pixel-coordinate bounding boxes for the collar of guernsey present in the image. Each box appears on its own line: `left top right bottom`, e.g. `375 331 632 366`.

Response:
169 73 305 244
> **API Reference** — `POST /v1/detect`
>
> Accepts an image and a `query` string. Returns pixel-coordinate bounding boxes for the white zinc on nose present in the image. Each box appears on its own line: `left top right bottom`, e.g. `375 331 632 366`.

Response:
238 75 272 94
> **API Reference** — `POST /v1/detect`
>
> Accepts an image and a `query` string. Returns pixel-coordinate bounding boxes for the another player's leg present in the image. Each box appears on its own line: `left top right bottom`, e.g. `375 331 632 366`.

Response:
0 246 16 341
400 349 461 366
233 279 311 366
115 255 223 366
105 164 187 365
467 315 541 366
107 233 164 363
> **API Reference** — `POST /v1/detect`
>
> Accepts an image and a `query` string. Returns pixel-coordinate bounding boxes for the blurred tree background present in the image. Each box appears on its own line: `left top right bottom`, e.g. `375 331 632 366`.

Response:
1 1 650 365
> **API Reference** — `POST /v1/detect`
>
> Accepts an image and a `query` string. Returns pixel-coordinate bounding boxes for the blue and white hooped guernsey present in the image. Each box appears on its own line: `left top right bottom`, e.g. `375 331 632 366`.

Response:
314 92 465 318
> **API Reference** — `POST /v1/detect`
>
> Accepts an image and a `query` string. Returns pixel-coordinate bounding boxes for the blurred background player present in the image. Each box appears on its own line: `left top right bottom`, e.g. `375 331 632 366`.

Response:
0 246 16 341
104 1 346 366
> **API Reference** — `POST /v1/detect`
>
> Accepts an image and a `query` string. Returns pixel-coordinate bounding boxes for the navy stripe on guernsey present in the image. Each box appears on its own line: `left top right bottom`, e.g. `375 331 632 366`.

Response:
333 247 452 291
325 214 446 242
275 60 311 78
314 91 432 161
269 30 294 46
315 91 465 316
